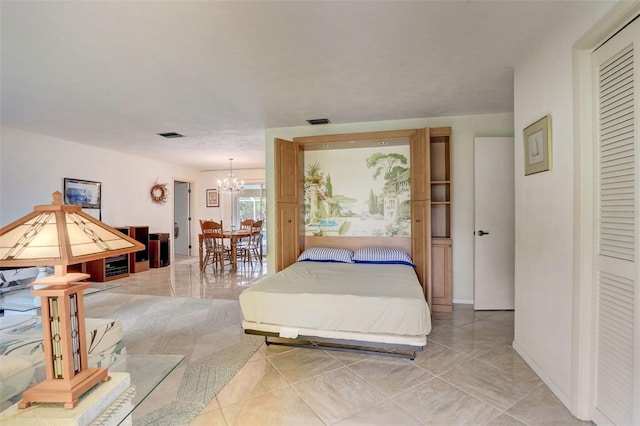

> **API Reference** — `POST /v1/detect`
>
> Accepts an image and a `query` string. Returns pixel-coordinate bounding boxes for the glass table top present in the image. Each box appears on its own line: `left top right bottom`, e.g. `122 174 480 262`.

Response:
0 282 120 312
0 353 184 425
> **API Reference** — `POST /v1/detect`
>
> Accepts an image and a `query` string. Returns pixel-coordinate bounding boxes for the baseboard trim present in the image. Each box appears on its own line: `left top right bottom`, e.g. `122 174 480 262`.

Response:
452 299 473 305
512 340 572 410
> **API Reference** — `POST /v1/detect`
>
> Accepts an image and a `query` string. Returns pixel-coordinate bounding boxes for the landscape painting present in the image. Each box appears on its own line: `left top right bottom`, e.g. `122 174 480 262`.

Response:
304 145 411 237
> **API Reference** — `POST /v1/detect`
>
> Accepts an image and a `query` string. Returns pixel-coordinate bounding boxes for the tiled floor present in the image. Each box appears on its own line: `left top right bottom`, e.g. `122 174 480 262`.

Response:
110 256 589 426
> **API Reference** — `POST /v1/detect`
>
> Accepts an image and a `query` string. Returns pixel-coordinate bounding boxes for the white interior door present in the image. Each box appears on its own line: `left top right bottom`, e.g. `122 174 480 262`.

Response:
591 18 639 426
474 137 515 310
173 181 191 256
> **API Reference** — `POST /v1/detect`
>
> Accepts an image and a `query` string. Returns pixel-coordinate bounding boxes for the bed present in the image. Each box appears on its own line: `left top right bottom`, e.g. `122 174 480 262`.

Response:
239 247 431 359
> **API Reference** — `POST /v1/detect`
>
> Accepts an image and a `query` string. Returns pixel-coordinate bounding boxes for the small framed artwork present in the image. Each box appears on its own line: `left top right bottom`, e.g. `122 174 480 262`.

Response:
63 178 101 209
206 188 219 208
523 115 552 175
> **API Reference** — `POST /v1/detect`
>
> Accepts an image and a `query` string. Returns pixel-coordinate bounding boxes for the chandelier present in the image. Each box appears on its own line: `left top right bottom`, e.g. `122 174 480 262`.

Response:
217 158 245 194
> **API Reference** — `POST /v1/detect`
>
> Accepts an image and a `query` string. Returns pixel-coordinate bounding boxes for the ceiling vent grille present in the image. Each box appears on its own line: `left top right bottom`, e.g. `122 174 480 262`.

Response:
307 118 330 125
157 132 184 138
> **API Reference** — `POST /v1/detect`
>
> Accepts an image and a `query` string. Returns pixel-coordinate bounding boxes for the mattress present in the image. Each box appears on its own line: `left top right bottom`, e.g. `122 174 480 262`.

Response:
239 261 431 342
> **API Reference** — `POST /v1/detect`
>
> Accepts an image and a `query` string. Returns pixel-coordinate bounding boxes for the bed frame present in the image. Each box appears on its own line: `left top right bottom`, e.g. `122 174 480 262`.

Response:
245 235 426 360
245 329 423 360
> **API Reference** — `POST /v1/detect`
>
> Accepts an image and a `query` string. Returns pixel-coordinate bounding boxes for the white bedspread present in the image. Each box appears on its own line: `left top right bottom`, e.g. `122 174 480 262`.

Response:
239 262 431 338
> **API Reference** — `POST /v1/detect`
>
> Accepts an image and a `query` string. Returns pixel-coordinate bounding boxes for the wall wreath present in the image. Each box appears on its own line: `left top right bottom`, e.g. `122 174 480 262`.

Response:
150 182 169 205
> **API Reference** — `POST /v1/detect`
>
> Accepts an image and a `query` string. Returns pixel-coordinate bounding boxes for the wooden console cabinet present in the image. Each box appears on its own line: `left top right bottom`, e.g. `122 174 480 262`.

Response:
84 226 130 282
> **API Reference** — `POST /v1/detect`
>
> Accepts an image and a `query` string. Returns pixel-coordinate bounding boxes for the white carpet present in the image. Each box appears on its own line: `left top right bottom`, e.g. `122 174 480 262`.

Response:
84 292 263 426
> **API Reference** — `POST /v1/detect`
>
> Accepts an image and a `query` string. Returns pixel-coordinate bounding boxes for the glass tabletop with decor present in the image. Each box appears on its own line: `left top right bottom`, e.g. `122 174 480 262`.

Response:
0 353 184 425
0 282 121 313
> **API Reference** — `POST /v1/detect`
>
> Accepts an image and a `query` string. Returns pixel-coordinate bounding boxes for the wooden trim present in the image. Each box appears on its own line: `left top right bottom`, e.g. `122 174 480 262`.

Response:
293 129 417 145
305 235 411 253
428 127 451 137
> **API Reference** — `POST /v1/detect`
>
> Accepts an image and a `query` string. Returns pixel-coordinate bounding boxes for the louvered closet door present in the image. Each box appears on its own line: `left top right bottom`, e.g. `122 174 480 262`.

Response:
592 17 639 426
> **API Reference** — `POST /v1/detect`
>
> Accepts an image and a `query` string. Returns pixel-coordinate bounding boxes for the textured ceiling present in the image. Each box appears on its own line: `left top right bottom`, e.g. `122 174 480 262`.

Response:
0 1 611 171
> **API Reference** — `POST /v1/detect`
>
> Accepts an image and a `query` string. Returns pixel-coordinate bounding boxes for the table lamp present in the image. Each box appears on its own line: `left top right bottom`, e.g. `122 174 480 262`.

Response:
0 191 144 409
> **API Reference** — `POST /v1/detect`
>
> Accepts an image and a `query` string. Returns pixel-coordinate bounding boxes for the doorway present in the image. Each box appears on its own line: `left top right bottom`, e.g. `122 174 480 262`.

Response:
173 180 191 256
473 137 515 310
238 183 267 257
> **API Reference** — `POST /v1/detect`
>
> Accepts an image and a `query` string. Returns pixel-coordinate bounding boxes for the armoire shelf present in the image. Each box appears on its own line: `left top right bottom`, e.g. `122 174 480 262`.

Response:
430 129 452 312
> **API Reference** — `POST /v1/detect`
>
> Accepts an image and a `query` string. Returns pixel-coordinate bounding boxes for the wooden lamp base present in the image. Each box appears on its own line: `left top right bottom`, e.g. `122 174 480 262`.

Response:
18 273 111 409
18 368 110 409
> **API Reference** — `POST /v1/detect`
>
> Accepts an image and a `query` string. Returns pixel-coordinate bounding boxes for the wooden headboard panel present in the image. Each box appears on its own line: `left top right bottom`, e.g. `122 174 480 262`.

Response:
304 236 411 254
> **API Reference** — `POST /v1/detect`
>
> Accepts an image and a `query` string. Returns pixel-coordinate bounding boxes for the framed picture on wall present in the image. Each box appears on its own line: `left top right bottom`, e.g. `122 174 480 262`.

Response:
523 115 552 175
206 188 219 208
63 178 101 209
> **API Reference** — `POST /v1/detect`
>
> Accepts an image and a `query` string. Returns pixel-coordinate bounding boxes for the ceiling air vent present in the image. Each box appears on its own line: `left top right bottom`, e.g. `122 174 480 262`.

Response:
307 118 330 125
157 132 184 138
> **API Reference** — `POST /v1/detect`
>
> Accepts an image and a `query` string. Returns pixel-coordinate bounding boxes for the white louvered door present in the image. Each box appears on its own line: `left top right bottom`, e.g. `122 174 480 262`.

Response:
592 17 639 426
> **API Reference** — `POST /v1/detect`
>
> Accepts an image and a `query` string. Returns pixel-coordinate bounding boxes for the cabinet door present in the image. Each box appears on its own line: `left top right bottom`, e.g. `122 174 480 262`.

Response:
431 239 452 312
275 138 301 204
275 202 301 272
411 200 431 304
410 128 430 201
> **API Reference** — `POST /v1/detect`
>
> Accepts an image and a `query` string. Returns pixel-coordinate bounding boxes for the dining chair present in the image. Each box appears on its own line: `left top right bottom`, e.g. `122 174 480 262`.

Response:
200 220 229 271
239 219 255 230
238 220 263 265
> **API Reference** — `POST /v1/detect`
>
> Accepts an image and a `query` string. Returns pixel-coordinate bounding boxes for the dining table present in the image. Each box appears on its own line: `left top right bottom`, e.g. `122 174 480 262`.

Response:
198 229 255 272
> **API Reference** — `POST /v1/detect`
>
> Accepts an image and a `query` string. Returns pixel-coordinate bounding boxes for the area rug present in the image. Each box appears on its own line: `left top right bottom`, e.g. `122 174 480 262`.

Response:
84 292 263 426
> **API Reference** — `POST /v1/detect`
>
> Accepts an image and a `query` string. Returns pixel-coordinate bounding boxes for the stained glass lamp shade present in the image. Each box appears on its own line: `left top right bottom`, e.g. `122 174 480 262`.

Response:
0 191 144 408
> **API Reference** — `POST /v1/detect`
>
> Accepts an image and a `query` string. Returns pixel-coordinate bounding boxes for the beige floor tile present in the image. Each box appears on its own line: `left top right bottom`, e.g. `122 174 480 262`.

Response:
293 367 386 424
474 345 542 386
507 385 592 425
268 347 344 384
216 358 290 407
190 408 228 426
428 326 504 358
457 320 514 346
487 413 526 425
413 340 471 376
347 356 433 397
440 359 538 410
481 310 515 325
334 400 422 426
326 348 374 365
429 320 455 336
261 341 301 357
103 260 586 425
221 386 324 426
393 377 501 425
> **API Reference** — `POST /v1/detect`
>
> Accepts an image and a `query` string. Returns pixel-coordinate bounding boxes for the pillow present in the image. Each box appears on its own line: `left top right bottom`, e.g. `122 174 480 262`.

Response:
353 247 415 267
297 247 354 263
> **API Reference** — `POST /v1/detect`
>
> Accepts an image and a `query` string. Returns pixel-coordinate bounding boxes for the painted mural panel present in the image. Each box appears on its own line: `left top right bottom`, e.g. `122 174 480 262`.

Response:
304 145 411 237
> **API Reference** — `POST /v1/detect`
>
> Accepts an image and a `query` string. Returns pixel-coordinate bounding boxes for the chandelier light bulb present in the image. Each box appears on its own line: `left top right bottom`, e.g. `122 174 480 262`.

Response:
217 158 245 194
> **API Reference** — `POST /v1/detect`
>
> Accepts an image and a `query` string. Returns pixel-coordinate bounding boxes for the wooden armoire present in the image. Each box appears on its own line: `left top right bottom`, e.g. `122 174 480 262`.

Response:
274 127 452 313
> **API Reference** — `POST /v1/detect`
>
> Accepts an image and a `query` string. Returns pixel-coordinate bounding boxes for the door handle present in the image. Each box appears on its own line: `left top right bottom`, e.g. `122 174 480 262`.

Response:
477 230 490 236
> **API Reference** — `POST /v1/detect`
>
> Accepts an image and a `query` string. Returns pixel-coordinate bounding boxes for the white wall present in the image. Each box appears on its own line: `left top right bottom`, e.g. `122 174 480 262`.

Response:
512 1 615 410
1 126 200 257
266 113 514 302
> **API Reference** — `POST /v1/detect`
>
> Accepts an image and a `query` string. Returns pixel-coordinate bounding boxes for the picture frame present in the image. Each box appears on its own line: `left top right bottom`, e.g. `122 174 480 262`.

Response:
523 115 552 175
206 188 219 208
63 178 101 209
